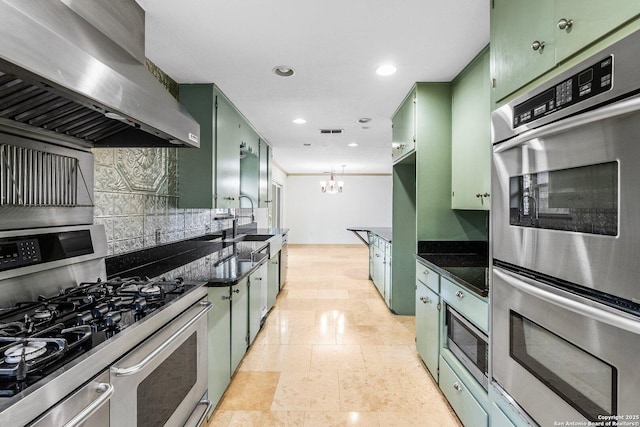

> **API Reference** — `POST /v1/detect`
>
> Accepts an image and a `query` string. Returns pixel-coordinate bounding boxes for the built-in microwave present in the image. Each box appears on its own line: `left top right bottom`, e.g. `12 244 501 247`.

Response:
445 305 488 390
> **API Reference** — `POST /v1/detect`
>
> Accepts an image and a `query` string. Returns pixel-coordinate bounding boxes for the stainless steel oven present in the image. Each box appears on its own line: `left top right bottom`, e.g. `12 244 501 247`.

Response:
492 28 640 305
492 266 640 425
110 298 211 427
445 305 488 390
491 28 640 425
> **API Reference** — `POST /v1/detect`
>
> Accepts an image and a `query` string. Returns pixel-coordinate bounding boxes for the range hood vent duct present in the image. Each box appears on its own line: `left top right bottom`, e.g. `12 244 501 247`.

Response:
0 0 200 148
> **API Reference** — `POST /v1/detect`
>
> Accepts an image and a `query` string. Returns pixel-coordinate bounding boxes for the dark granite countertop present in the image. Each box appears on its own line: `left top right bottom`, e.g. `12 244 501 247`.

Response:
416 241 489 298
106 228 284 287
347 227 392 243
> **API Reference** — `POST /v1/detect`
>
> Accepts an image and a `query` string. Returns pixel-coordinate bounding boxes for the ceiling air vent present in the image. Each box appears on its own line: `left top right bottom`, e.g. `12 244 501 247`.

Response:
319 129 343 134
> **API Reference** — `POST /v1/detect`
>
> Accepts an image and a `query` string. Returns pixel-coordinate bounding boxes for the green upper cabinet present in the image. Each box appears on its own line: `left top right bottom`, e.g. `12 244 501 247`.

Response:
177 84 216 208
391 88 416 163
491 0 555 103
217 92 242 209
491 0 640 103
451 48 491 210
178 83 270 209
554 0 640 62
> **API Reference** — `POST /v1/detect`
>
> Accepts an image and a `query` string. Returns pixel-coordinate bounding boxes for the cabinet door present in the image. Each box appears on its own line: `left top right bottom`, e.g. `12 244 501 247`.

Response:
230 279 248 373
491 0 555 102
392 88 416 162
416 282 440 381
373 247 385 295
207 287 231 406
216 93 241 208
452 49 491 210
248 264 266 345
259 139 270 208
383 250 392 307
554 0 640 62
439 357 489 427
267 254 280 310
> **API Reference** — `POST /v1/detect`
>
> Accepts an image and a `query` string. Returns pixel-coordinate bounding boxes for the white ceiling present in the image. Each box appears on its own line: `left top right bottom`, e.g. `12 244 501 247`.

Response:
137 0 490 175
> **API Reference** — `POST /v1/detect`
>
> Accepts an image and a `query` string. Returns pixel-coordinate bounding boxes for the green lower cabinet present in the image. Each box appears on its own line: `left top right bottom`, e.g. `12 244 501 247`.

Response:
373 246 385 295
267 254 280 311
248 263 267 345
415 280 440 381
439 355 488 427
230 279 248 374
207 286 232 407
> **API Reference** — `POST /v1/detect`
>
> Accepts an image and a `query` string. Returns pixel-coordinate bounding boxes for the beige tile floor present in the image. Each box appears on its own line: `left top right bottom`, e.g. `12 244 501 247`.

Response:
207 244 462 427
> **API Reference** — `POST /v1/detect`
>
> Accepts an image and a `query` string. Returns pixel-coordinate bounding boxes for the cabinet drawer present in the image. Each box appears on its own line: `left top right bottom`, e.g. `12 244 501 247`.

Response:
439 357 488 427
441 278 488 333
416 261 439 293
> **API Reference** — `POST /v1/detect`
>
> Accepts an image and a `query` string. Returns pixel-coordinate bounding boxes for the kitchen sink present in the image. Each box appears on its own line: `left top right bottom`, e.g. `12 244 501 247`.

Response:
241 234 273 241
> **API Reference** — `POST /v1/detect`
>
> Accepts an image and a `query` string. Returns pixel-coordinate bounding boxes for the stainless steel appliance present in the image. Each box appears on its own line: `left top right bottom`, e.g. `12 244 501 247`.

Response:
0 129 94 231
445 305 488 391
491 28 640 424
279 232 288 289
0 0 199 148
0 225 211 426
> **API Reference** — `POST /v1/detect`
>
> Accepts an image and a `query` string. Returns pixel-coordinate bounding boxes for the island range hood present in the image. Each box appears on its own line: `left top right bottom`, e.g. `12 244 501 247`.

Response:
0 0 200 148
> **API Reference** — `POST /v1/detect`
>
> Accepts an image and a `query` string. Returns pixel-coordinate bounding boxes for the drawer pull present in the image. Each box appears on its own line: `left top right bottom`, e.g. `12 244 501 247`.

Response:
453 382 463 392
557 18 573 30
422 270 429 275
233 289 240 294
455 290 464 299
531 40 545 51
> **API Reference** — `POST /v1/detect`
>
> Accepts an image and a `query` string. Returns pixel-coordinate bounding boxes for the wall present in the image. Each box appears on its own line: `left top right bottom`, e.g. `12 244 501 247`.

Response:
93 147 253 256
284 175 392 244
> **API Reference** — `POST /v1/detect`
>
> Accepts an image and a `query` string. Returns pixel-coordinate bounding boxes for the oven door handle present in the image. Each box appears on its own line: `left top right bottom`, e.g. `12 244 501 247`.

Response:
62 382 114 427
495 267 640 335
111 301 212 377
494 93 640 153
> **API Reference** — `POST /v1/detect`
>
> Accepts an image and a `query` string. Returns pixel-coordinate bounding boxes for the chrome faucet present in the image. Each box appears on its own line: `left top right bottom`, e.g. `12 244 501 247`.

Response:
238 195 255 222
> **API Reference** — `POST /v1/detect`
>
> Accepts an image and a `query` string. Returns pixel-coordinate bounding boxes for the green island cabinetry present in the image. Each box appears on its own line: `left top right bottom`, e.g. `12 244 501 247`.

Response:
492 0 640 103
451 47 491 210
178 83 270 209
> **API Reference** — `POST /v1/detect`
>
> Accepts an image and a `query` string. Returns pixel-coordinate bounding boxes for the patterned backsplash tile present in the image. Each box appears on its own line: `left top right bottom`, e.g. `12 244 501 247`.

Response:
93 147 255 256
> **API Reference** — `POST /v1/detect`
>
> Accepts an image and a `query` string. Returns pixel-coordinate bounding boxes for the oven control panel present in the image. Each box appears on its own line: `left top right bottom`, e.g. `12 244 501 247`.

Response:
0 238 41 270
513 56 613 128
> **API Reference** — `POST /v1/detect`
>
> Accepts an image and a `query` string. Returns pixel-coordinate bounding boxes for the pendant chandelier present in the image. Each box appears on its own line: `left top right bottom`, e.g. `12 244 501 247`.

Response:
320 166 345 194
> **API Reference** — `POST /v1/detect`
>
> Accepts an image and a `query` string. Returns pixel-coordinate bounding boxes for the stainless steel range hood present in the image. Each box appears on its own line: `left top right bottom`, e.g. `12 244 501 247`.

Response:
0 0 200 148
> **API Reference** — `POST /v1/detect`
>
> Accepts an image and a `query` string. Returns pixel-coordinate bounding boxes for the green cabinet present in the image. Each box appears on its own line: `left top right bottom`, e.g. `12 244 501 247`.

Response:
267 253 280 311
491 0 640 103
441 277 489 333
230 279 248 374
248 263 267 345
415 279 440 381
207 286 232 406
367 233 392 308
383 241 391 307
258 139 271 208
439 356 488 427
451 48 491 210
391 88 416 163
178 83 270 209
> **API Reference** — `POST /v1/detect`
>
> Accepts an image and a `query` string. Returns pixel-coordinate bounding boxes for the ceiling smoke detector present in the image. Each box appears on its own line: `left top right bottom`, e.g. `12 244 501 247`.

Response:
357 118 372 124
273 66 295 77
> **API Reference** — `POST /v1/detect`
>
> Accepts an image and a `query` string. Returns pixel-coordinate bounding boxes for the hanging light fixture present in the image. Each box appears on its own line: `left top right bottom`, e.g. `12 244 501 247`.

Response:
320 166 345 194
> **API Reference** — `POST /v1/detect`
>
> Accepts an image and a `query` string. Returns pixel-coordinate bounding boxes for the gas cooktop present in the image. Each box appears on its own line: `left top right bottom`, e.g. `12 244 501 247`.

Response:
0 276 198 397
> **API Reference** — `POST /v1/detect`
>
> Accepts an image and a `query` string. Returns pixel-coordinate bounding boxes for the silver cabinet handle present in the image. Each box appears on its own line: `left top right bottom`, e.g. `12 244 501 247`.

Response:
222 295 231 301
111 301 212 377
253 277 263 281
453 382 463 392
419 296 426 303
455 290 464 299
557 18 573 30
422 270 429 275
531 40 545 51
483 192 490 198
233 288 240 294
63 383 114 427
476 193 482 198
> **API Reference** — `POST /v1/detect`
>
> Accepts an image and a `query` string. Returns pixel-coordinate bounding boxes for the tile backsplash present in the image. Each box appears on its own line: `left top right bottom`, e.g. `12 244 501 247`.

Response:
93 147 253 256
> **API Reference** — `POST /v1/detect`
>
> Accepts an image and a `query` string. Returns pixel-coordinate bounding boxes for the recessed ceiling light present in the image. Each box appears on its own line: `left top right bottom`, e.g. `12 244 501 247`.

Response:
273 66 295 77
293 118 307 124
376 64 397 76
348 142 358 147
357 118 372 124
303 143 311 147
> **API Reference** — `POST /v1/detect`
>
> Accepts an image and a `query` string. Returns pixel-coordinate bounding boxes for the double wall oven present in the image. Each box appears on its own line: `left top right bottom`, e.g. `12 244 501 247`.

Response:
491 29 640 425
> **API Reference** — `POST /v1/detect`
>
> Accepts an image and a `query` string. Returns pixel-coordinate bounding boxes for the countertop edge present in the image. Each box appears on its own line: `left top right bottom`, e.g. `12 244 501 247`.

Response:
415 254 489 298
